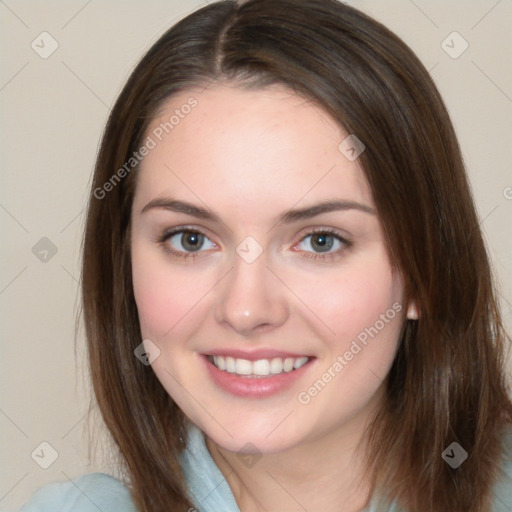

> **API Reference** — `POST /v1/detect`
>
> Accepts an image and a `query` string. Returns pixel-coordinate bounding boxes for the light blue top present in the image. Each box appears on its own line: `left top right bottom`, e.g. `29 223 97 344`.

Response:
20 424 512 511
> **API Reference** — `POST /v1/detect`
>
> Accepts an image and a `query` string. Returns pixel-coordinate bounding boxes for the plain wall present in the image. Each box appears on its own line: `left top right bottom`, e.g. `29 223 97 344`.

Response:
1 1 511 510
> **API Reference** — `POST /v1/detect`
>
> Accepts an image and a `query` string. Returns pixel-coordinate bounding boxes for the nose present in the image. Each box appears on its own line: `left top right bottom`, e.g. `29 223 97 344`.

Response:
214 253 289 336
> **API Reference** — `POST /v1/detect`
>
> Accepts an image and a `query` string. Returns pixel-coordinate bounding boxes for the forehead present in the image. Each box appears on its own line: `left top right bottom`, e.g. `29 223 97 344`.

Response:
134 84 372 217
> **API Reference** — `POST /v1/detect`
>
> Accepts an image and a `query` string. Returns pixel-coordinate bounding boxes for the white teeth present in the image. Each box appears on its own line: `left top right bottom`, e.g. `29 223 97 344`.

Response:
270 358 283 374
235 358 252 375
213 356 226 370
283 358 294 372
210 355 310 376
225 356 236 373
253 359 270 375
293 357 308 369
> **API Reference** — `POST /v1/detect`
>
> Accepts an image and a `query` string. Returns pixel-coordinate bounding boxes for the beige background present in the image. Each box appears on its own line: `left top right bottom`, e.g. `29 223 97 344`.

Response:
1 1 511 510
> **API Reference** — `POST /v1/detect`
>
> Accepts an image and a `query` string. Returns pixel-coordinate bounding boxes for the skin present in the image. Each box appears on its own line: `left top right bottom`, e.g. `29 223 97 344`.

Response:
130 83 417 512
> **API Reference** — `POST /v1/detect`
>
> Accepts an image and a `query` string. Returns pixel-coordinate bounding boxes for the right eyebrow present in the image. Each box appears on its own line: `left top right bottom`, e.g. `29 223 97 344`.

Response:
140 198 221 222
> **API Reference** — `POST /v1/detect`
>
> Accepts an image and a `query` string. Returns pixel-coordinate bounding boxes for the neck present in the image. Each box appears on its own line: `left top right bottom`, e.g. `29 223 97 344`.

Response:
206 402 380 512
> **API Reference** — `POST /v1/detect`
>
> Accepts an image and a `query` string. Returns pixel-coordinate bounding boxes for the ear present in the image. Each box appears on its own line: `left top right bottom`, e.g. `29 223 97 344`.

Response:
407 300 419 320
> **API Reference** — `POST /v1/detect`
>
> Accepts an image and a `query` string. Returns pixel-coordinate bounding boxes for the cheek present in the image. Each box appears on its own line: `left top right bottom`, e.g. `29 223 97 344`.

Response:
290 253 404 349
292 259 404 423
131 240 208 338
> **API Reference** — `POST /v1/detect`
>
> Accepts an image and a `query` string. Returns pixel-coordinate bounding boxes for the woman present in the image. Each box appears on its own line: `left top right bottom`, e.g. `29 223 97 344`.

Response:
21 0 512 511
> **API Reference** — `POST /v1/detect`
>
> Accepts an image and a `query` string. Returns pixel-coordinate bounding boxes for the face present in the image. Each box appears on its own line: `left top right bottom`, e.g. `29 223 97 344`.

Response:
130 84 411 454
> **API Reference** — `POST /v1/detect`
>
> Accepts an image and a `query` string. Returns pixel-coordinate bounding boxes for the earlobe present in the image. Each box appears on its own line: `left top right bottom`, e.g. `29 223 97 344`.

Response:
407 301 419 320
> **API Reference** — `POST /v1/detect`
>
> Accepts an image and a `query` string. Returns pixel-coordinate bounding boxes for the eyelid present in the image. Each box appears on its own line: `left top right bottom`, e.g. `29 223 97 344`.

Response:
159 225 216 243
295 226 351 241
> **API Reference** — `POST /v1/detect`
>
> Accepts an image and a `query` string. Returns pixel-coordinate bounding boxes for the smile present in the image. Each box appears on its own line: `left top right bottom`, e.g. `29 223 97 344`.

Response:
202 352 315 398
207 355 310 377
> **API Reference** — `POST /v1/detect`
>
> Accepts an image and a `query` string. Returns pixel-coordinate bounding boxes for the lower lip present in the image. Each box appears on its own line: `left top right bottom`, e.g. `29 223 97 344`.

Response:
202 355 315 398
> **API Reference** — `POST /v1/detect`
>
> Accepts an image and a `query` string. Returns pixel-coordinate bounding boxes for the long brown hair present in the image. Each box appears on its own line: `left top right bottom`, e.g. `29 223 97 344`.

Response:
81 1 512 510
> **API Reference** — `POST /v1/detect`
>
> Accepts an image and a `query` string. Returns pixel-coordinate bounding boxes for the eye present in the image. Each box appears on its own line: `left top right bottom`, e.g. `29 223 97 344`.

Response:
295 229 351 260
159 228 216 259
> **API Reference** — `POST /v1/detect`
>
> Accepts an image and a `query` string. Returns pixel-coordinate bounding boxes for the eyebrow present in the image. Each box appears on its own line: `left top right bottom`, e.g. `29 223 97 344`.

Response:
140 198 376 223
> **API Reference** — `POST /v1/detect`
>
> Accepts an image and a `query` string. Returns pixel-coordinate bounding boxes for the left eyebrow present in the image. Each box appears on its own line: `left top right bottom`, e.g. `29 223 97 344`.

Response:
278 199 376 223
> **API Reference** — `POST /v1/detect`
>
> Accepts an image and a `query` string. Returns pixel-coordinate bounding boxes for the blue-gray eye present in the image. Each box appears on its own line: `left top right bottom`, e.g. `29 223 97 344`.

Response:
297 232 343 253
167 230 215 253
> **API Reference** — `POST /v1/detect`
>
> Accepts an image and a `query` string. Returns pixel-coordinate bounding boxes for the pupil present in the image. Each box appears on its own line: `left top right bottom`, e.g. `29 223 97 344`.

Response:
182 232 203 252
312 233 333 252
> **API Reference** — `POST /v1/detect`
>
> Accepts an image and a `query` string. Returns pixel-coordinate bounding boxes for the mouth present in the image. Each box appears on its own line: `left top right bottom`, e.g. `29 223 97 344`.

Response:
206 354 311 378
201 348 316 398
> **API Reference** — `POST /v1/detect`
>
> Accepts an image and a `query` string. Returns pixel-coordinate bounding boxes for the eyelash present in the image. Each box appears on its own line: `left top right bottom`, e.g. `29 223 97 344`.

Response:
156 226 352 262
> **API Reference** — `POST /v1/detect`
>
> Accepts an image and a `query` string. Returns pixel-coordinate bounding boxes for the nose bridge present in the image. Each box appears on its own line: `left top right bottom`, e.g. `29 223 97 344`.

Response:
214 247 288 334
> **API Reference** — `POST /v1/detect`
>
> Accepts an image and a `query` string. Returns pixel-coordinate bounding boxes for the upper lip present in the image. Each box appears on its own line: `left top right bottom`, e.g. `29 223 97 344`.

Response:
204 348 313 361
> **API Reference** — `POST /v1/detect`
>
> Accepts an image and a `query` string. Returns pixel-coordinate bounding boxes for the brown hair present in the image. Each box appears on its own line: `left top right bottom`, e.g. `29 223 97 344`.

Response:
81 0 512 510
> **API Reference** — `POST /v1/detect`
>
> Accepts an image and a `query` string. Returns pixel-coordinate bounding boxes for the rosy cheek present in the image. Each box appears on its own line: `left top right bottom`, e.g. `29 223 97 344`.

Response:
134 286 170 336
299 262 398 342
132 249 179 337
132 247 211 338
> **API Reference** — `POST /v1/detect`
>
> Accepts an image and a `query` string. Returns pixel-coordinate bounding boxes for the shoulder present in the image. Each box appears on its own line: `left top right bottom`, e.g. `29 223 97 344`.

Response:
20 472 138 512
492 425 512 510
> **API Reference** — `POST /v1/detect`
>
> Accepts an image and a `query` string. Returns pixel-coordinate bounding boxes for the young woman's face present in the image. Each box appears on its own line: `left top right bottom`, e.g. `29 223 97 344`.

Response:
131 84 411 454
